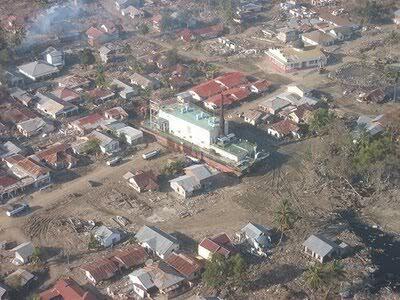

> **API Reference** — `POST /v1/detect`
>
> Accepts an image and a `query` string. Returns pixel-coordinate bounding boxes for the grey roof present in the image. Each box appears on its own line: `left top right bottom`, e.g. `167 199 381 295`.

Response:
5 269 35 287
241 222 271 239
130 73 160 88
93 225 119 240
135 226 178 256
17 118 47 134
395 9 400 17
357 115 384 136
18 60 59 79
130 268 156 290
303 234 338 258
0 141 22 158
169 174 200 193
260 97 291 112
104 121 128 131
0 283 8 298
88 130 116 147
11 241 34 260
116 126 143 139
184 164 215 182
35 92 77 116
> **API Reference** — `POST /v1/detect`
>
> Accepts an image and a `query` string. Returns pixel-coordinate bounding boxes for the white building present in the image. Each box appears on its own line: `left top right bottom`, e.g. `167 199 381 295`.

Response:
87 130 120 154
45 47 64 67
92 226 121 248
265 46 327 72
158 102 221 149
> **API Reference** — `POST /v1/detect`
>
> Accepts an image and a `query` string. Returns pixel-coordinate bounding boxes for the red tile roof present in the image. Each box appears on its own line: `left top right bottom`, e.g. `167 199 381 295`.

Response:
35 143 77 167
191 80 225 99
205 94 234 108
110 246 148 269
252 80 272 92
0 176 18 187
131 170 159 191
269 119 299 136
81 258 119 283
5 154 49 178
199 233 236 258
215 72 248 89
51 87 80 102
223 86 251 102
86 27 105 39
87 88 114 101
165 253 203 278
39 277 98 300
73 113 105 127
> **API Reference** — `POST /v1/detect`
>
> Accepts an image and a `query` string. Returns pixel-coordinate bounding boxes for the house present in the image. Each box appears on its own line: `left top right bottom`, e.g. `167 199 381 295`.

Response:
10 88 33 106
243 110 264 126
394 9 400 25
92 225 121 248
277 27 299 43
301 30 336 46
111 245 149 269
51 87 81 104
0 283 9 300
189 80 226 101
130 73 161 90
5 269 35 289
81 258 119 284
288 104 314 124
165 252 204 281
124 170 158 192
10 241 34 265
328 26 354 41
44 47 64 67
111 79 138 99
115 0 132 11
214 72 248 89
267 119 301 139
33 143 78 170
179 24 224 42
16 117 53 137
39 277 98 300
122 6 144 19
198 233 236 260
70 113 109 134
17 61 59 81
265 46 327 72
356 115 385 136
35 92 78 119
303 234 349 263
0 141 23 159
128 261 187 299
259 97 291 115
169 164 218 198
4 155 51 188
237 223 272 255
104 107 129 120
250 80 272 94
57 75 91 90
1 71 24 88
116 126 143 145
135 225 179 259
86 23 119 47
86 88 115 104
99 45 116 63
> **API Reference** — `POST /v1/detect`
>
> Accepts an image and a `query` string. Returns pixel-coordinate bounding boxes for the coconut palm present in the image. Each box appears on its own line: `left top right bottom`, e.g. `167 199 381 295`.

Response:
305 263 327 291
274 199 297 244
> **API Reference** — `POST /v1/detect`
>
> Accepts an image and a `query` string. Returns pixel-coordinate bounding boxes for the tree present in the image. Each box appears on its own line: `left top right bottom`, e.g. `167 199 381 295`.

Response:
309 108 335 134
304 263 327 291
202 253 229 288
357 0 386 25
83 139 101 155
139 23 150 35
31 247 42 264
274 199 297 244
88 234 101 250
229 253 247 285
0 48 12 66
219 0 235 24
95 65 106 88
386 68 400 102
79 48 95 65
166 48 179 66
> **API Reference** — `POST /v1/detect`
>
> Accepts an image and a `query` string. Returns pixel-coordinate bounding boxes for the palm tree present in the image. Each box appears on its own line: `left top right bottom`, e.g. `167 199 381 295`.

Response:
274 199 297 244
304 263 327 291
386 69 400 102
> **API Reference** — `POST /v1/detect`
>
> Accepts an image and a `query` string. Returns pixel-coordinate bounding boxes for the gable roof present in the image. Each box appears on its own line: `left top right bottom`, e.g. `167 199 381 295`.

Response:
40 277 98 300
199 233 236 257
135 226 178 256
191 80 226 99
303 234 338 258
81 258 119 282
215 72 247 89
11 241 34 259
268 119 300 135
165 252 203 278
111 246 148 268
51 87 80 102
93 225 119 241
128 170 159 191
5 154 49 179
